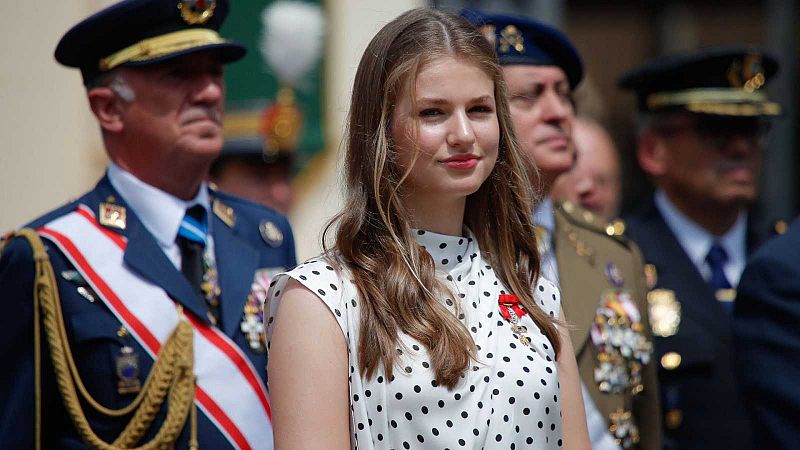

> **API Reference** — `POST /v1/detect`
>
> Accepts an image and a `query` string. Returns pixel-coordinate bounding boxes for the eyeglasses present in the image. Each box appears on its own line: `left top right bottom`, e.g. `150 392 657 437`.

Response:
655 116 772 149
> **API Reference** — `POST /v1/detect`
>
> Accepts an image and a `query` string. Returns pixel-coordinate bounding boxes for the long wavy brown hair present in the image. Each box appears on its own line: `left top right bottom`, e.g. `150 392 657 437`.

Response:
324 8 560 389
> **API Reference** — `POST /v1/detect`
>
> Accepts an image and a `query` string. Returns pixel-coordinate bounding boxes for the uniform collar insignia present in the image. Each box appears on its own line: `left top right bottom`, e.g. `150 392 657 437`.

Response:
99 202 127 230
212 199 236 228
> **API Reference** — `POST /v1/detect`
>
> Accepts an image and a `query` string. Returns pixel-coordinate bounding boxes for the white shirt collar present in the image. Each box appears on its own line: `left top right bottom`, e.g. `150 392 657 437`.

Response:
654 190 747 285
533 197 555 233
107 162 212 249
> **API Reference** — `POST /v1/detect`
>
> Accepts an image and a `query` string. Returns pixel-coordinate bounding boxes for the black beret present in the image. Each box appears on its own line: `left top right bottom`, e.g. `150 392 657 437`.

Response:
619 46 781 116
460 8 583 89
55 0 246 85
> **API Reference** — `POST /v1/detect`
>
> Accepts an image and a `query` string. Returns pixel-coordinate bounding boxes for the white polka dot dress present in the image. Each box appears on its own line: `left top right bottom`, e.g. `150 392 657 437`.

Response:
266 229 564 449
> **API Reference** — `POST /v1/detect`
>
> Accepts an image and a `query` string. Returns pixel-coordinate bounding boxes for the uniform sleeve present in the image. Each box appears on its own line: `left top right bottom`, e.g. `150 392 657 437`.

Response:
0 237 56 448
734 244 800 449
534 276 561 320
265 258 350 345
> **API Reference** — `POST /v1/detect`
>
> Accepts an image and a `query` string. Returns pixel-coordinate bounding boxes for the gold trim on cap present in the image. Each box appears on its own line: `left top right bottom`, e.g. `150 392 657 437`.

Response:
99 29 228 71
646 88 781 116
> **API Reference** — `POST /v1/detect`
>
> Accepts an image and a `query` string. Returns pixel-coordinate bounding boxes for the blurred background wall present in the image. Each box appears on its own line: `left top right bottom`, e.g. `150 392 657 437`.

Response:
1 0 796 261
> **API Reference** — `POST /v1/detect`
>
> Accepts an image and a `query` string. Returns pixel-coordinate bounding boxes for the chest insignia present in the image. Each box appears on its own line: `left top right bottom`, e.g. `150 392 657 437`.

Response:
592 289 652 395
241 269 274 352
647 288 681 337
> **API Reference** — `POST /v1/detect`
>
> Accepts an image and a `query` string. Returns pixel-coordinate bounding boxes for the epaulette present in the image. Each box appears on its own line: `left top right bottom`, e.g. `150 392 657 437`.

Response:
556 201 630 246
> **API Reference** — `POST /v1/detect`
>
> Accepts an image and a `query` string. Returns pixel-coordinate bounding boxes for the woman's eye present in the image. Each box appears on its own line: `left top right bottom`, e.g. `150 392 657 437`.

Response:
470 105 494 114
419 109 442 117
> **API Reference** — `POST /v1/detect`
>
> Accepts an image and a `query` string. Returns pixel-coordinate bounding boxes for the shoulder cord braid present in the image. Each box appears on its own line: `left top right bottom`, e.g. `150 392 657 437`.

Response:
11 229 199 450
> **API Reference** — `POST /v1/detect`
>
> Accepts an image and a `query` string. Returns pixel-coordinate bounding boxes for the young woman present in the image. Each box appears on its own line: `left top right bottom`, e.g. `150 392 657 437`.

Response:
265 8 589 449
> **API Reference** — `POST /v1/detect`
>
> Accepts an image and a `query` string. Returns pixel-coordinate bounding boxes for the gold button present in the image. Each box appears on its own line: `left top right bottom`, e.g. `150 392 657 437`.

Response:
606 224 615 236
665 409 683 429
563 201 574 213
583 211 594 222
613 219 626 235
206 311 217 325
116 326 129 338
661 352 682 370
775 220 788 235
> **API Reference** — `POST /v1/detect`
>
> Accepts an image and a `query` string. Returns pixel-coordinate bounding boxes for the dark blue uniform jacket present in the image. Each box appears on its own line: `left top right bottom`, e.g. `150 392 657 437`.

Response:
0 176 295 449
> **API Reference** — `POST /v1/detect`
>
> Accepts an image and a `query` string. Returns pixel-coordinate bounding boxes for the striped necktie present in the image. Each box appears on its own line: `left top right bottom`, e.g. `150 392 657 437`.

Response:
177 206 212 315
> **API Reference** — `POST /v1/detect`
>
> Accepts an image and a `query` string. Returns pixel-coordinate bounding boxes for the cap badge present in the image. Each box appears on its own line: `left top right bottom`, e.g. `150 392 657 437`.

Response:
99 203 127 230
260 220 283 247
727 54 766 92
178 0 216 25
479 24 497 47
499 25 524 54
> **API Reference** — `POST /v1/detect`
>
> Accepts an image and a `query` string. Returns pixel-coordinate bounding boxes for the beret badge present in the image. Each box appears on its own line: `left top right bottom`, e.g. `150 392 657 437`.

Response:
178 0 216 25
499 25 524 54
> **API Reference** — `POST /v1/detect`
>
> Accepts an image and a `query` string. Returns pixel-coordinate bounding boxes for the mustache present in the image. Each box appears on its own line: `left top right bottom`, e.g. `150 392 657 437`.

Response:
182 107 222 125
715 158 755 172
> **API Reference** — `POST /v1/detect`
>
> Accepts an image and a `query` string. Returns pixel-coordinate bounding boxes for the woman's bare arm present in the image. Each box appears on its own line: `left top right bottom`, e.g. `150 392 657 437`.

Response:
267 278 351 449
556 325 591 450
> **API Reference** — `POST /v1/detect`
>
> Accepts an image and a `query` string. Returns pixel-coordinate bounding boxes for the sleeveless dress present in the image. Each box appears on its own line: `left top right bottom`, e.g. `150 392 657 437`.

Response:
266 229 564 449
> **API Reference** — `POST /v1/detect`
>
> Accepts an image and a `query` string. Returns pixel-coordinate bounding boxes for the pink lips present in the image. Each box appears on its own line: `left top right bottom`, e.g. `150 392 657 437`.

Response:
441 154 480 170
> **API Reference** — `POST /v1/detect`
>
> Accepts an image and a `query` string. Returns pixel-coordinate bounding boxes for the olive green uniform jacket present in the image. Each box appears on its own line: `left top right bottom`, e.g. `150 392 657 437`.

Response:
554 202 661 450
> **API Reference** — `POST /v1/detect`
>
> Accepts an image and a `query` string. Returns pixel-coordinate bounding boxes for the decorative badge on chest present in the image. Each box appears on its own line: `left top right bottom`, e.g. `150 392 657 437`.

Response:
240 269 274 352
592 263 653 395
498 294 531 346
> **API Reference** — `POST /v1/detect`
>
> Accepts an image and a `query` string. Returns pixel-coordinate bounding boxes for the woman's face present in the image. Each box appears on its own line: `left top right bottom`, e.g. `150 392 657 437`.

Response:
391 56 500 207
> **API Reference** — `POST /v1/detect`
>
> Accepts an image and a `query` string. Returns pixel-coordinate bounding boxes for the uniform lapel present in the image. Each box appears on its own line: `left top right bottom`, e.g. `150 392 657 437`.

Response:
554 209 595 352
212 198 259 337
637 206 730 332
89 177 211 324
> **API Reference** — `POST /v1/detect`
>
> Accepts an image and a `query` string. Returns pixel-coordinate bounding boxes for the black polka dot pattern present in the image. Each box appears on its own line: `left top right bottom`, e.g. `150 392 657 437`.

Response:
264 229 563 448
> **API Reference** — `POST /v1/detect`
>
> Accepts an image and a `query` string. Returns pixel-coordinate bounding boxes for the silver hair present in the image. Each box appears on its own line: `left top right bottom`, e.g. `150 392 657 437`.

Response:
108 73 135 102
86 70 136 102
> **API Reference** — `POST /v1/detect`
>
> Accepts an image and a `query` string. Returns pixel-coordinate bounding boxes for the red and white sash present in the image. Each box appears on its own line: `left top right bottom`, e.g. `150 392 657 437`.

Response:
39 205 273 450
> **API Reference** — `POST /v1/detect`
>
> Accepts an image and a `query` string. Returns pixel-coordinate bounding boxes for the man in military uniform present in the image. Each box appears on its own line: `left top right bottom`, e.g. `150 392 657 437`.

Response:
0 1 295 448
463 10 661 450
619 47 781 450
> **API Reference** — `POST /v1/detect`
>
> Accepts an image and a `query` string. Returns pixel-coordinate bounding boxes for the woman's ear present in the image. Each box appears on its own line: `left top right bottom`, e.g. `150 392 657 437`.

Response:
87 87 124 133
637 130 667 177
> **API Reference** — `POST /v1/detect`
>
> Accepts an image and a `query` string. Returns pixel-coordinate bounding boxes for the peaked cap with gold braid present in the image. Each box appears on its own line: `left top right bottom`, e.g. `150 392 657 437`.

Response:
55 0 246 85
619 46 781 117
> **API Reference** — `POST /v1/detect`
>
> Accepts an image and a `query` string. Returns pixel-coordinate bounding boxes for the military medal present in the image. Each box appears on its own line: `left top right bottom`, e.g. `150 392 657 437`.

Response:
240 269 272 352
201 251 222 325
498 294 531 346
116 346 141 395
591 287 652 396
609 408 641 449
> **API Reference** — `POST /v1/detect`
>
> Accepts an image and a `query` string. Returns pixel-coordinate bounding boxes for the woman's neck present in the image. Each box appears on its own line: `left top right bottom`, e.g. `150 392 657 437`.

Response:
405 195 466 236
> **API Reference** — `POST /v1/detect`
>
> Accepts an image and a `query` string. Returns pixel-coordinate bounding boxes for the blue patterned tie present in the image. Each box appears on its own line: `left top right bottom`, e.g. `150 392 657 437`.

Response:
705 242 733 313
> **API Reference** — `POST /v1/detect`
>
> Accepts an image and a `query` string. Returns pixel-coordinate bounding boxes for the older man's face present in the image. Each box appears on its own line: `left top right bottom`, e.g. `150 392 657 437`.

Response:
119 50 226 164
502 65 575 189
648 113 769 210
